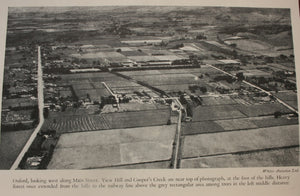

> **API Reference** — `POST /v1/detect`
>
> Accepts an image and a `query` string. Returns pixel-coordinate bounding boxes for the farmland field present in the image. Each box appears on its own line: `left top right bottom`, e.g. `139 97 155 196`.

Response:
43 107 171 133
153 84 192 93
215 118 258 131
182 121 224 135
72 82 94 90
275 91 298 109
0 129 34 169
201 95 236 105
285 100 298 109
192 105 246 121
119 66 220 76
102 80 141 88
250 116 299 128
4 6 299 170
60 72 117 81
47 125 176 169
127 55 158 62
101 102 168 113
2 97 37 109
121 50 147 56
42 115 110 133
57 72 153 101
234 103 293 117
102 108 171 129
110 86 152 94
181 147 299 168
228 39 271 51
182 124 299 158
131 73 200 86
71 51 129 62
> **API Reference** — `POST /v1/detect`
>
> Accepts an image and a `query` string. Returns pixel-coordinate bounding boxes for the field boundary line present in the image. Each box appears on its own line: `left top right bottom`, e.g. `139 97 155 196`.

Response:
181 145 300 161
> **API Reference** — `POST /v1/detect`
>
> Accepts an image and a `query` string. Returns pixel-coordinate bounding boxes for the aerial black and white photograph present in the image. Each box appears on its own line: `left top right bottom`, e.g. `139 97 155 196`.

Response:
0 6 299 170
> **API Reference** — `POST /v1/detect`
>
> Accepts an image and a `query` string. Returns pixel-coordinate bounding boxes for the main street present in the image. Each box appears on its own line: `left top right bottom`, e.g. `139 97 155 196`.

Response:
172 98 183 169
10 46 45 170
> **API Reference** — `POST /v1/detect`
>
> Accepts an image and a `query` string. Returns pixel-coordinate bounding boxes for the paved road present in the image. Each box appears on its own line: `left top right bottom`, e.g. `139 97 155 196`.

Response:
170 98 183 169
207 64 298 114
101 82 120 108
10 46 45 170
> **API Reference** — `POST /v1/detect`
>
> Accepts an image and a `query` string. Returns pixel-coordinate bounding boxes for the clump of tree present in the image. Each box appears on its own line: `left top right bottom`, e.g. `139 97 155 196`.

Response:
196 33 207 40
189 85 207 93
236 72 245 81
274 111 282 118
214 75 236 83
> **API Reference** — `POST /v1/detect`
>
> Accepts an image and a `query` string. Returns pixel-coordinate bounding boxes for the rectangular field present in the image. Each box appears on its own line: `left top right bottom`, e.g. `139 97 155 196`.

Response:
201 96 236 105
60 72 117 81
275 91 298 109
192 105 246 121
71 51 129 62
47 125 176 169
102 108 171 129
182 121 224 135
131 73 200 86
250 116 299 128
181 147 299 168
42 114 110 133
119 66 220 76
0 129 34 169
182 124 299 159
234 103 293 117
215 118 258 131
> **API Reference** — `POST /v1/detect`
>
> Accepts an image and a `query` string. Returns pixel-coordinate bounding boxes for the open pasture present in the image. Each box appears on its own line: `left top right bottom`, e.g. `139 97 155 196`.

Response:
71 51 129 62
121 50 147 56
182 121 224 135
47 125 176 169
182 124 299 158
215 118 258 131
192 105 246 121
229 39 271 51
60 72 117 81
200 95 236 105
0 129 34 169
275 91 298 101
181 147 299 168
234 103 293 117
153 84 192 93
250 116 299 128
119 66 220 76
